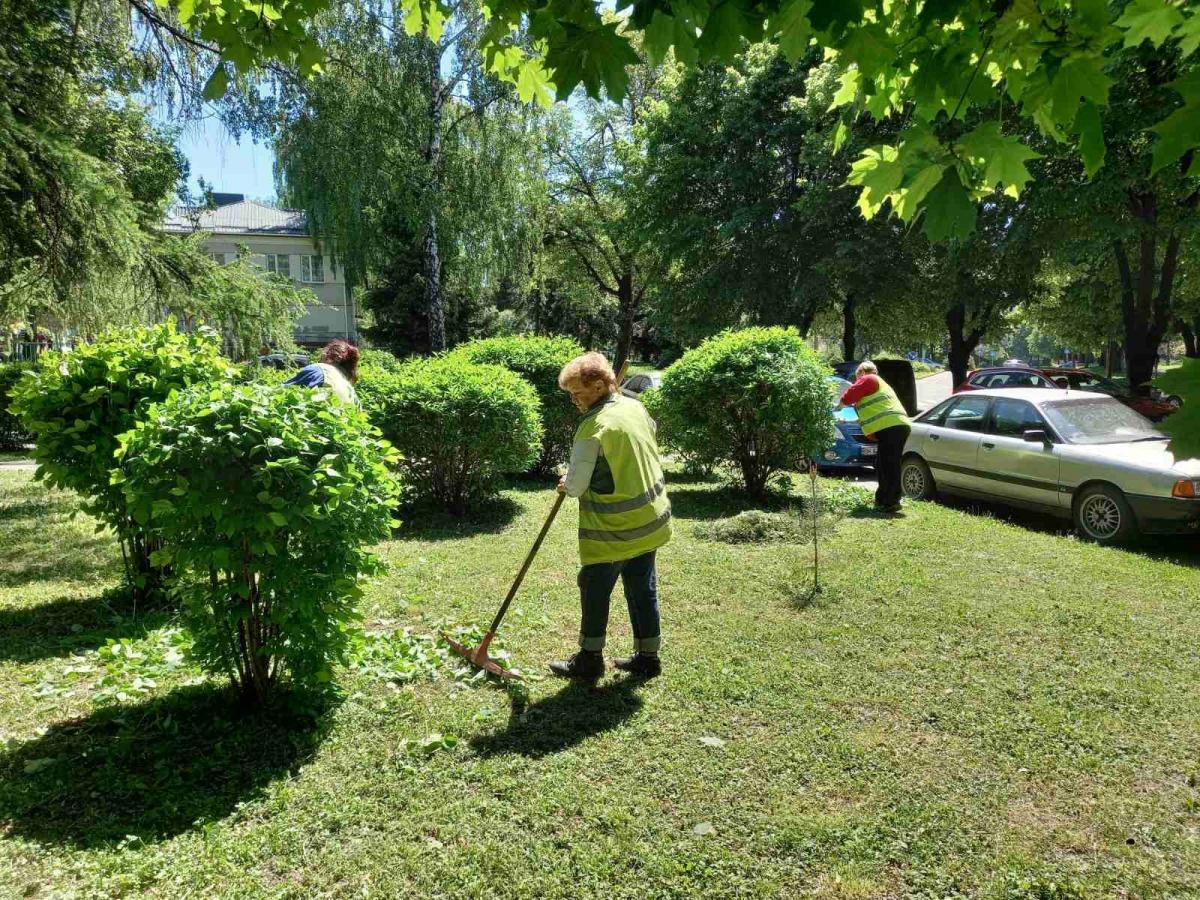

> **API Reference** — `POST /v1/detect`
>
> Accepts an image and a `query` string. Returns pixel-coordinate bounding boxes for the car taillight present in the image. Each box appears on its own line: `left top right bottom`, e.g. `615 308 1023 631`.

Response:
1172 479 1200 498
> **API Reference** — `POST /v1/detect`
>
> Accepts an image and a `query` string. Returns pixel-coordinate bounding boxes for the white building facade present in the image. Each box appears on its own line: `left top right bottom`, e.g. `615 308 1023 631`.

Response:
163 194 356 346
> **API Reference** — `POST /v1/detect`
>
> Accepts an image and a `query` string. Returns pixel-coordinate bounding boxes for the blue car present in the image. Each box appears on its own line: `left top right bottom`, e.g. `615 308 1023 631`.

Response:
817 377 878 470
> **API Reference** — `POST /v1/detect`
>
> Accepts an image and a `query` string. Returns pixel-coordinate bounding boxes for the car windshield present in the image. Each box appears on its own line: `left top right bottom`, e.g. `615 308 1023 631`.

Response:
1042 397 1167 445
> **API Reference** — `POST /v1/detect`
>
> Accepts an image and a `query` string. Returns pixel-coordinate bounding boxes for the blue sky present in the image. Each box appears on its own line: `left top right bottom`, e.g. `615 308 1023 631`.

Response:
178 119 278 202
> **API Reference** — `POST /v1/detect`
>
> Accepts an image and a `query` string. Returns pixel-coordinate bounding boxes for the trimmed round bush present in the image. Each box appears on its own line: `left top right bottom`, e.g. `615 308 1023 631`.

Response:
11 324 235 595
647 327 835 498
116 381 401 707
446 335 583 476
0 362 33 449
360 357 542 514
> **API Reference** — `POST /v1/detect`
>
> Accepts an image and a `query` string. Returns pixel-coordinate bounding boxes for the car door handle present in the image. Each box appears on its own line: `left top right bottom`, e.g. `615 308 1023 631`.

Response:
982 441 995 449
930 434 940 441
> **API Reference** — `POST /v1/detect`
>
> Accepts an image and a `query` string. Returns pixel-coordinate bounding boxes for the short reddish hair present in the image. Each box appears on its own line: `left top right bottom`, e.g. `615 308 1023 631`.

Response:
321 339 360 382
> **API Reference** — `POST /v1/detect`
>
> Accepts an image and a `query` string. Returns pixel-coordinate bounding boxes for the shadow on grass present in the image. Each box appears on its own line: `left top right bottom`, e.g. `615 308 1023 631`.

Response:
933 494 1200 569
0 684 323 847
0 489 119 588
393 495 522 542
0 587 165 663
470 678 644 759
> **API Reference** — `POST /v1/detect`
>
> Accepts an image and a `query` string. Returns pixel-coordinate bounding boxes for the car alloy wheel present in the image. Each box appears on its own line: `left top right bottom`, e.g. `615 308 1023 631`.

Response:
902 465 925 497
1080 494 1122 540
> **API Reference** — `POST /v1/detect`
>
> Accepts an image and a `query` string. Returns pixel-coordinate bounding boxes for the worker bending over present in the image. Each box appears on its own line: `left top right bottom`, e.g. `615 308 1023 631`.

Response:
552 353 672 680
839 360 911 513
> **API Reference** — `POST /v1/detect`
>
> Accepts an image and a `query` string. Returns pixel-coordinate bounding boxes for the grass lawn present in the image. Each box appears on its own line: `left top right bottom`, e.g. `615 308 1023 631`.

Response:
2 468 1200 897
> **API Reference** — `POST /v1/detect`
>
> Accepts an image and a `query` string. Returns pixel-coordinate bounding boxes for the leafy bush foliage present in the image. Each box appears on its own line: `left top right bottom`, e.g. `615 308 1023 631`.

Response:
0 362 33 449
360 357 541 514
358 347 404 376
116 381 400 706
647 327 834 498
446 334 583 475
10 325 234 594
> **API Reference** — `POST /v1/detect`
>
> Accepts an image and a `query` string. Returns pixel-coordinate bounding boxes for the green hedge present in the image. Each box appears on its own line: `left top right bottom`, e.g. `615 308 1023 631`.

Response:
646 327 834 498
360 356 542 514
446 335 583 476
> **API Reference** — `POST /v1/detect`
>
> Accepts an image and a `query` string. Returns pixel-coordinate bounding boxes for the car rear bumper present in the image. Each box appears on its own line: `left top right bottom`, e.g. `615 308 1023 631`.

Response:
820 440 877 468
1127 493 1200 534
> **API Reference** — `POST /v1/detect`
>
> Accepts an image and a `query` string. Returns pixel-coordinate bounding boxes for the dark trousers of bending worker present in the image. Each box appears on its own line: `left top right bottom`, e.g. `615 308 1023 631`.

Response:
874 423 911 508
577 550 660 653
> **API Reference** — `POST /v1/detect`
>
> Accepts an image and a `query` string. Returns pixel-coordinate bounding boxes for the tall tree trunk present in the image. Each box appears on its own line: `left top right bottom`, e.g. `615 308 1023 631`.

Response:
1180 318 1198 358
1106 341 1121 377
424 35 446 352
613 270 636 375
841 294 857 361
945 301 981 387
1114 194 1178 395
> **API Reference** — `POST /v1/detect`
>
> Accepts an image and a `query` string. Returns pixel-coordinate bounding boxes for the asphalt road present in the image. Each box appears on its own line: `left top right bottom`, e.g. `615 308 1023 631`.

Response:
916 370 954 411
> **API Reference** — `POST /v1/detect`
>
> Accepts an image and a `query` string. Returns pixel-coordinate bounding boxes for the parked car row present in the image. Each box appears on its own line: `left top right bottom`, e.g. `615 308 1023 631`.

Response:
900 388 1199 543
954 365 1182 422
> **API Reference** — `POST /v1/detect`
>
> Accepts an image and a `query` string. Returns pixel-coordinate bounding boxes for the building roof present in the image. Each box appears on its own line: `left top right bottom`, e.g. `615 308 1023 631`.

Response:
162 198 308 237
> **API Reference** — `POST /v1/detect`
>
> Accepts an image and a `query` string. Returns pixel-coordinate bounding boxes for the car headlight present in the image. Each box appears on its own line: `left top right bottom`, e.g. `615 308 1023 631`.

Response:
1172 479 1200 498
833 425 847 442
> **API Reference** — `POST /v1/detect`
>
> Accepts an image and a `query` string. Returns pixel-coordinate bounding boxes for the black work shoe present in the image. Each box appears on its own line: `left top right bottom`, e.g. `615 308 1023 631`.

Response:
613 652 662 678
548 651 604 680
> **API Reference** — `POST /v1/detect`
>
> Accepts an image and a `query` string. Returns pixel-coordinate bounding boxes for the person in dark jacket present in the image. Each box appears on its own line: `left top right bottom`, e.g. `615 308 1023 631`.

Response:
284 339 359 405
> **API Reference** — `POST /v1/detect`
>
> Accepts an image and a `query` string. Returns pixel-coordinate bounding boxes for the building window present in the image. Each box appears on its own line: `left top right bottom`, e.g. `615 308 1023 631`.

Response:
265 254 290 278
300 255 324 283
206 251 227 265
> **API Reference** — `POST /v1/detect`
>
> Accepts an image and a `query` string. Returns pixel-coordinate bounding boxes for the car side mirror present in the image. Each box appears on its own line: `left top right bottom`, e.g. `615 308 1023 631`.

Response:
1023 429 1050 444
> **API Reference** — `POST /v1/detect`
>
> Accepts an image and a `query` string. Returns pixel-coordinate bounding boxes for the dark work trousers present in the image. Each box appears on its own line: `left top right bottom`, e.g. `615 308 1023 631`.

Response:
874 424 911 507
578 550 660 654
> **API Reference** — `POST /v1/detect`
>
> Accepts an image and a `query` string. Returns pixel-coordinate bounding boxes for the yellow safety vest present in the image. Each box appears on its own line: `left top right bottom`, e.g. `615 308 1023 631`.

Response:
574 396 672 565
855 379 909 435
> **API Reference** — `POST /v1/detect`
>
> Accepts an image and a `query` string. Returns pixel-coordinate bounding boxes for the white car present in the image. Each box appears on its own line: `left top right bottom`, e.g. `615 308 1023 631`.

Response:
900 388 1200 543
620 372 663 399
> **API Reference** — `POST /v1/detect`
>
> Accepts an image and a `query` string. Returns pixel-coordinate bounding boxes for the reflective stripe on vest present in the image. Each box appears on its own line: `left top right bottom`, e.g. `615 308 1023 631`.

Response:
854 382 909 435
574 396 673 564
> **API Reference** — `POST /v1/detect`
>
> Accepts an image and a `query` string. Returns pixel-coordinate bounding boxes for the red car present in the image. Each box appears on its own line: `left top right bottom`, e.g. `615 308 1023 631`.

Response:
953 366 1058 393
1039 368 1180 422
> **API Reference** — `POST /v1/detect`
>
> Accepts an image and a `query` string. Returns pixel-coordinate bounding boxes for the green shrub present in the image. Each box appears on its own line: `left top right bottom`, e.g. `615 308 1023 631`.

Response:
11 324 234 596
0 362 33 449
360 357 541 514
446 334 583 476
648 327 835 498
358 347 405 377
116 381 401 707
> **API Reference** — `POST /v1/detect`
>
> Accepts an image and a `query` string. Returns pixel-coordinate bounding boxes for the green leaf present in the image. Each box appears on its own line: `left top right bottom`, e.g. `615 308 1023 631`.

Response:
1075 101 1106 177
829 67 860 110
1048 57 1112 124
839 24 893 79
548 21 641 99
1150 105 1200 174
696 1 754 62
831 119 848 153
772 0 813 59
1115 0 1185 48
203 65 229 101
957 122 1040 198
893 163 947 220
921 171 978 241
1178 13 1200 56
516 59 555 107
268 511 288 527
846 145 902 218
808 0 863 37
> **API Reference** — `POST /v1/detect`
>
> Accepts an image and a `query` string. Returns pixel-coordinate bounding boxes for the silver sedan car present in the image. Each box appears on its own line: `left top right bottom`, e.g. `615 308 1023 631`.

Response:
900 388 1200 543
